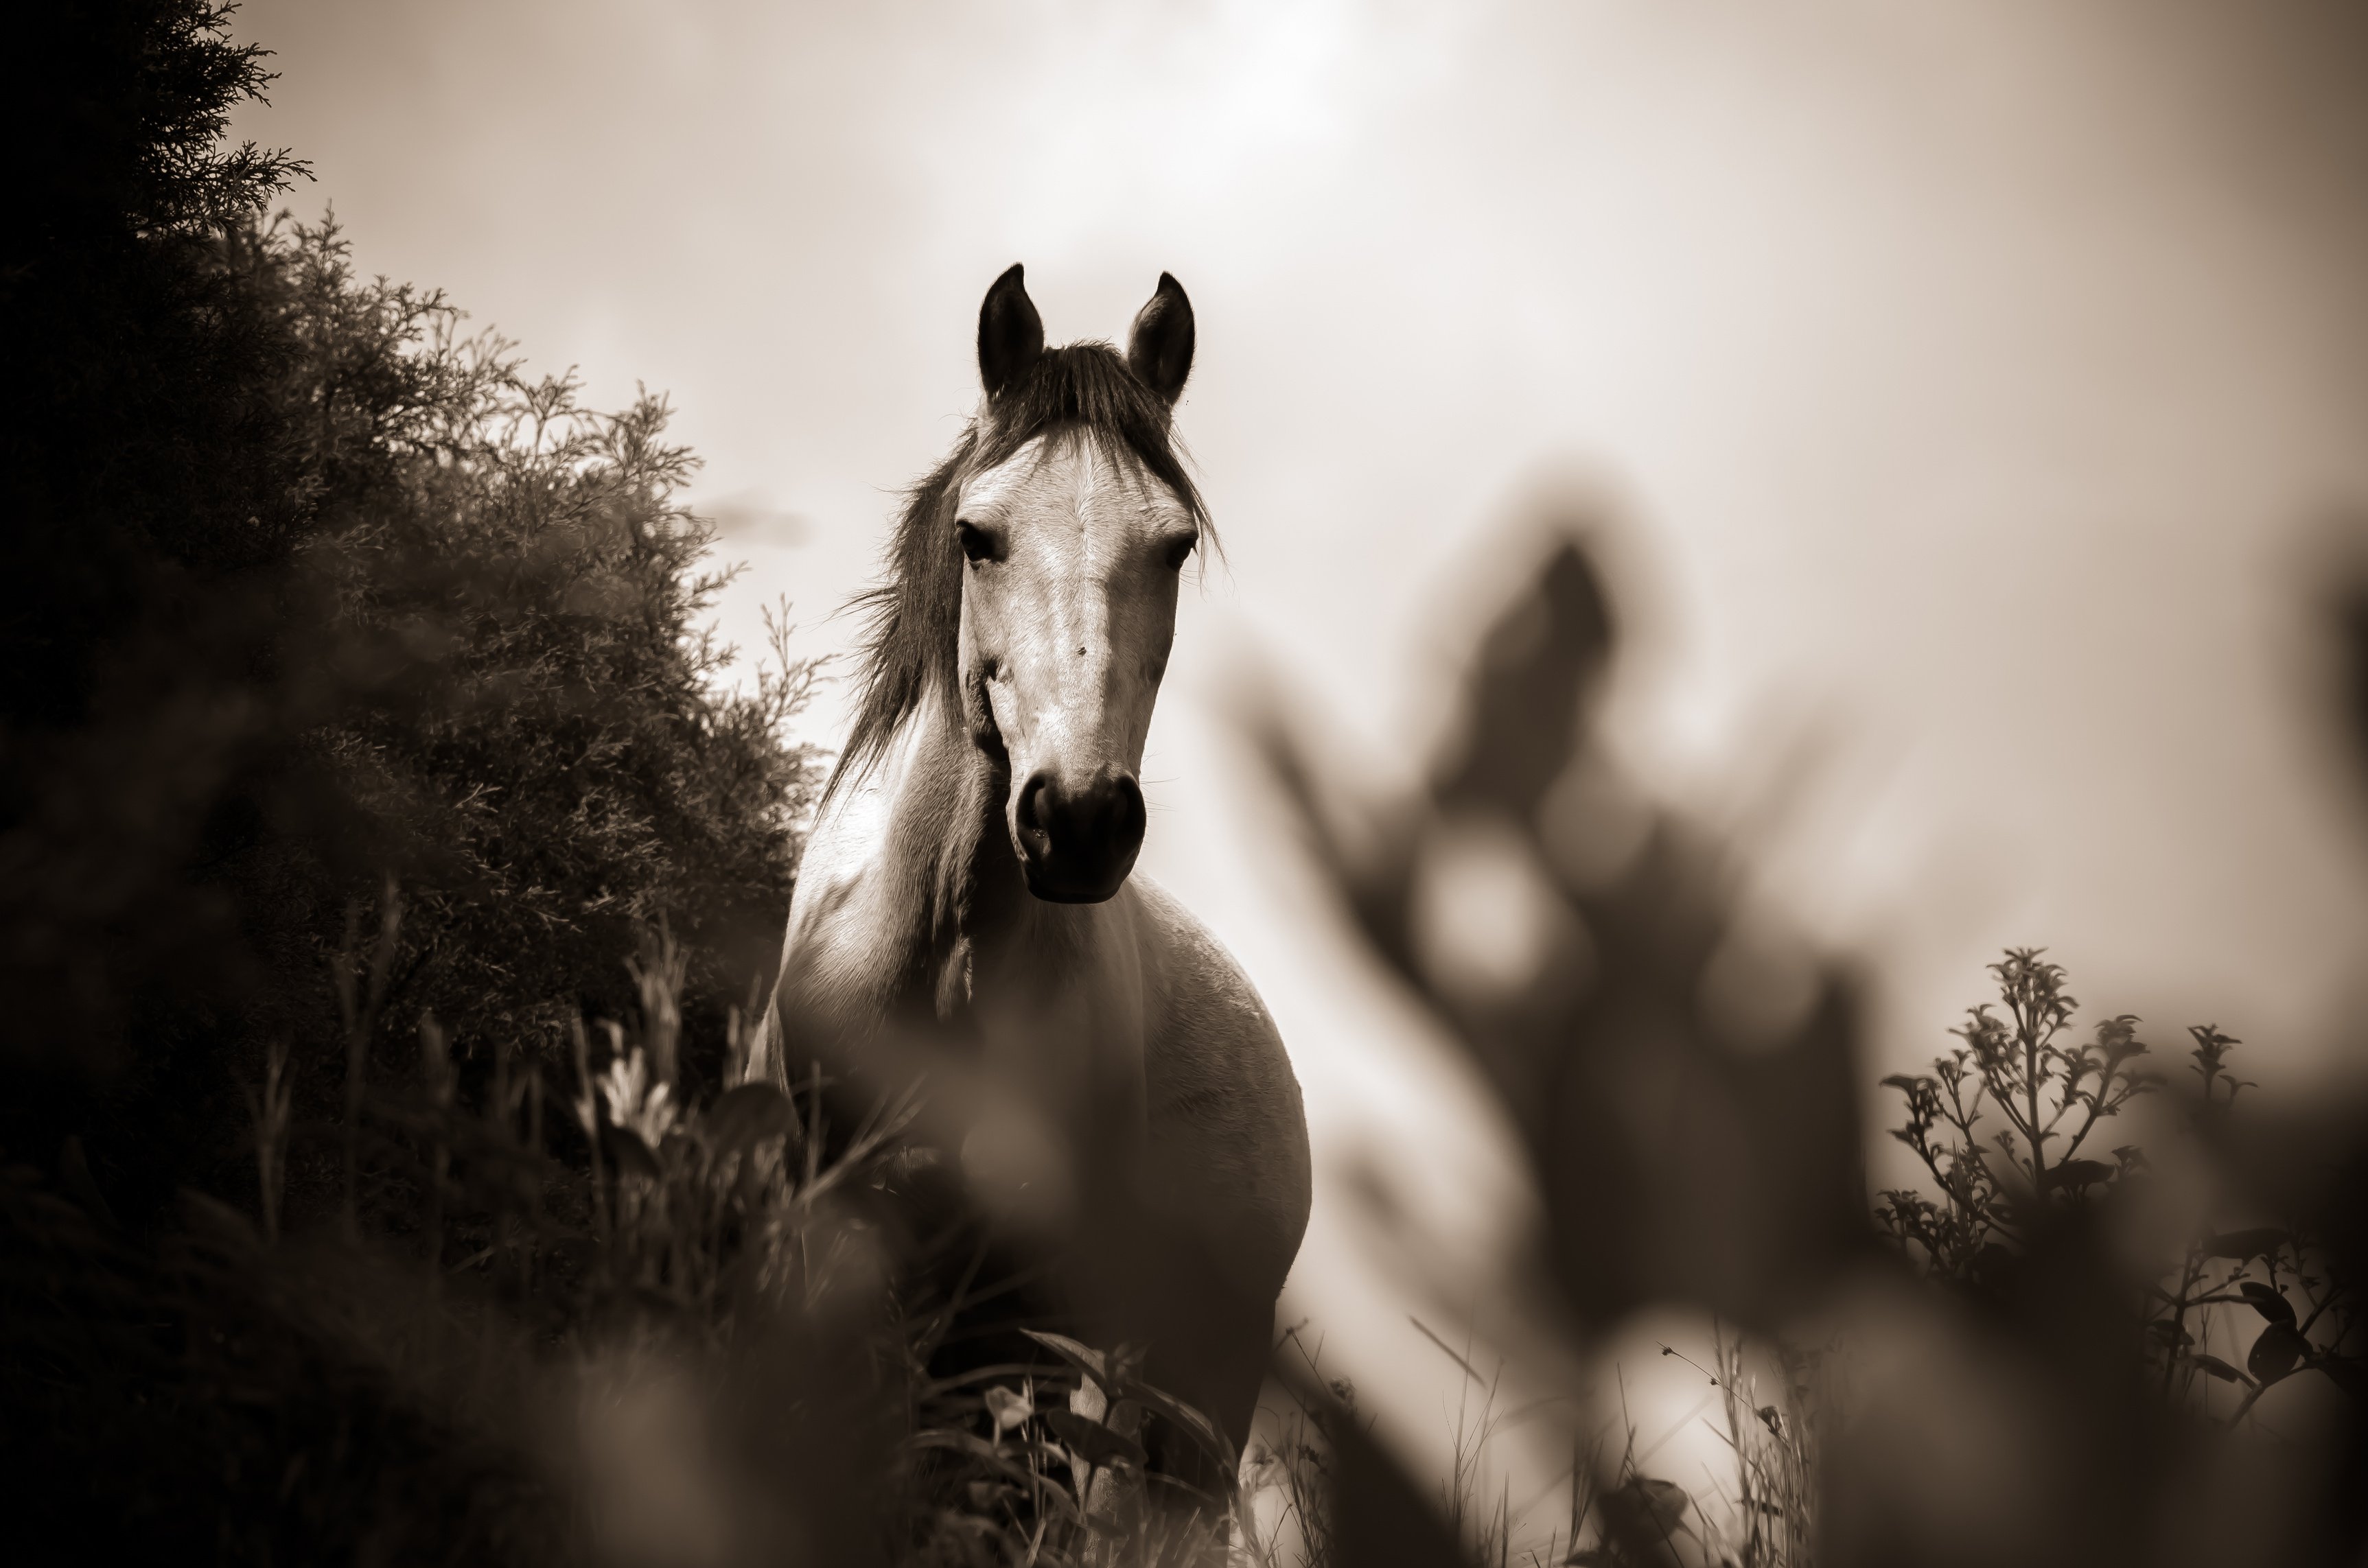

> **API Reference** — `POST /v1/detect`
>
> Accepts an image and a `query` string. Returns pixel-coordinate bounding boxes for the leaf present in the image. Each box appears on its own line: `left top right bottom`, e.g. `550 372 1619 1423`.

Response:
2190 1353 2253 1385
1614 1475 1691 1533
2146 1320 2194 1350
1021 1329 1113 1394
2248 1323 2308 1384
704 1083 795 1157
1039 1407 1148 1469
2238 1280 2297 1326
1019 1329 1235 1471
1123 1377 1239 1474
908 1429 1054 1493
2318 1356 2368 1401
2047 1158 2115 1192
603 1125 660 1180
982 1385 1033 1436
2205 1228 2287 1263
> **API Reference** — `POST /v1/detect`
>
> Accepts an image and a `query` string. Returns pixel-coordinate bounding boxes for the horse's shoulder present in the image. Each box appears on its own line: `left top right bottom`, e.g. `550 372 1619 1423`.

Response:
1122 875 1311 1284
1124 878 1270 1032
1122 878 1301 1121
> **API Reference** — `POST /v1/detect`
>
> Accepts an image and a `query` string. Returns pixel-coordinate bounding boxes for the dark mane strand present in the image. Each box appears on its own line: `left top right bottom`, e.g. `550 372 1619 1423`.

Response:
826 342 1213 799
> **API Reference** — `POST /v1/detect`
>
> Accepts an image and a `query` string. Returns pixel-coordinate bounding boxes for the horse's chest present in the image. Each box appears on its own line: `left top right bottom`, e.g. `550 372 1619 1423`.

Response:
971 927 1150 1134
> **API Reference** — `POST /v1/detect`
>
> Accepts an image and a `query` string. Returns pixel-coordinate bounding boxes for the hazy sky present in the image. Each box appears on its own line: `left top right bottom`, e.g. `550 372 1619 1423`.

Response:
231 0 2368 1499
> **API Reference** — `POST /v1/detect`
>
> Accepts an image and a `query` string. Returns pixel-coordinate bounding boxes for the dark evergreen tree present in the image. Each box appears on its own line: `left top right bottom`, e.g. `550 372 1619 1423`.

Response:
0 4 817 1224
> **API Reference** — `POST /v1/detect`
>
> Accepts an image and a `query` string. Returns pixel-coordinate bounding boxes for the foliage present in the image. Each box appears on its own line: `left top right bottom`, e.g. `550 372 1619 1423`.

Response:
1633 1329 1820 1568
1873 949 2155 1285
5 913 1248 1566
286 215 822 1071
1875 950 2364 1423
1 2 818 1224
3 2 321 1108
1238 1330 1362 1568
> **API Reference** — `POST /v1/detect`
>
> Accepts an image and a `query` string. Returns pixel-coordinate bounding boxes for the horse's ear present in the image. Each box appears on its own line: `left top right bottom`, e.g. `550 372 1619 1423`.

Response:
1126 272 1194 406
978 264 1044 400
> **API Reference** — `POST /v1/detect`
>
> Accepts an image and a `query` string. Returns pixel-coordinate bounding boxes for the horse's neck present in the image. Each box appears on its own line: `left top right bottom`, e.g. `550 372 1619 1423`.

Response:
800 694 998 1014
801 691 1087 1010
794 692 1146 1126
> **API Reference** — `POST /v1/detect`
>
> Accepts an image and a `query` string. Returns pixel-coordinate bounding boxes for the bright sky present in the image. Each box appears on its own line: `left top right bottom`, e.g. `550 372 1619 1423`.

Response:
233 0 2368 1528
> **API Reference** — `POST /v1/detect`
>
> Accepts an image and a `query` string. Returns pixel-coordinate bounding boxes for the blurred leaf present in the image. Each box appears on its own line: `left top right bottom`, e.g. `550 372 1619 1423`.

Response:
982 1385 1032 1436
2248 1323 2308 1383
1621 1475 1692 1533
1117 1374 1238 1475
1038 1407 1146 1470
2319 1357 2368 1401
1434 540 1611 816
1020 1329 1113 1394
2046 1158 2115 1191
1598 1475 1696 1562
2238 1280 2297 1325
602 1125 660 1181
1018 1327 1233 1471
2205 1228 2287 1262
706 1083 796 1157
2190 1353 2254 1385
909 1429 1052 1493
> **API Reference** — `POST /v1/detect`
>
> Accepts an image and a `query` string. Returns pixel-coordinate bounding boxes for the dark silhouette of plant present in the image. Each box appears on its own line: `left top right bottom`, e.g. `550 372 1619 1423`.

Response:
1876 951 2365 1426
2146 1025 2364 1424
1874 948 2155 1285
3 2 820 1224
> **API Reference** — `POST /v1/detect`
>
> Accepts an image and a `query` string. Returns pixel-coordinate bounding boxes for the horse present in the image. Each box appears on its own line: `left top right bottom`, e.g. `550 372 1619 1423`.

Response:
754 264 1311 1485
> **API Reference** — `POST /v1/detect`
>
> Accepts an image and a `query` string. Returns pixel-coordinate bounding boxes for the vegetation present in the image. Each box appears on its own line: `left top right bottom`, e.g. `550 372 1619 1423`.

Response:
1877 949 2363 1420
2 3 819 1228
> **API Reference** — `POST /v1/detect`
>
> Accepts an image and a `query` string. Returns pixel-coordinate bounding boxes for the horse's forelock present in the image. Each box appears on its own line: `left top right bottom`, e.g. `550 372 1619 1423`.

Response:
828 342 1212 801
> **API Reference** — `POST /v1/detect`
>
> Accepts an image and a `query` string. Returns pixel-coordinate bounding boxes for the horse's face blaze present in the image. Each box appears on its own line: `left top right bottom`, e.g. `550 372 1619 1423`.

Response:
955 434 1196 902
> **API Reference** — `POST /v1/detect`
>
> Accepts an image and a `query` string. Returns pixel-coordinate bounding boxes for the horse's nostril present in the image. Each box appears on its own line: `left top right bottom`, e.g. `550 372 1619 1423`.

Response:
1109 773 1145 842
1017 772 1054 842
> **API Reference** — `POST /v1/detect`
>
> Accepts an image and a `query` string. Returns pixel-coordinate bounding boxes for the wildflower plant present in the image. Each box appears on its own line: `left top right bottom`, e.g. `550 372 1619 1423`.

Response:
1876 948 2365 1425
1874 948 2156 1283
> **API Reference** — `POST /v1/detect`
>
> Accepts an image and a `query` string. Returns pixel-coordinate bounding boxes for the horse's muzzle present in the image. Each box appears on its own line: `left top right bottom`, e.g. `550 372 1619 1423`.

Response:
1012 767 1146 903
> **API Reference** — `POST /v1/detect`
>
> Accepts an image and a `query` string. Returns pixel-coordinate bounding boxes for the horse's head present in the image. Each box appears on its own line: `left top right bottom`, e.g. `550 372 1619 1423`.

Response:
953 266 1203 904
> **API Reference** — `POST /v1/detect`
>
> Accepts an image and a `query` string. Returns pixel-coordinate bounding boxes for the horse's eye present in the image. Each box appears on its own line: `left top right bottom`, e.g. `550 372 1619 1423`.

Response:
956 520 1001 564
1163 534 1197 571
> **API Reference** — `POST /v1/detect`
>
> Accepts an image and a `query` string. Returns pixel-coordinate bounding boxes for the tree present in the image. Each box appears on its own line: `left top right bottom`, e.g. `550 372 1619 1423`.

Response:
1 5 819 1222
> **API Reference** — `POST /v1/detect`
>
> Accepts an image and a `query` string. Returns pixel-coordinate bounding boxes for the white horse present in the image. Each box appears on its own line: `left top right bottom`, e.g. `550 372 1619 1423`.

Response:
758 266 1310 1466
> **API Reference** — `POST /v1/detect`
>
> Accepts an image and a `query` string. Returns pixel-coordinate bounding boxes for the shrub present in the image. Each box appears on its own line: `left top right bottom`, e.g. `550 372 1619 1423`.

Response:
285 214 822 1079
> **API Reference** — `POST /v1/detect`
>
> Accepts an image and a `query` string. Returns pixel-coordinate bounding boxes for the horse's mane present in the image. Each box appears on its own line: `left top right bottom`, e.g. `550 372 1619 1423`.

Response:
827 341 1212 799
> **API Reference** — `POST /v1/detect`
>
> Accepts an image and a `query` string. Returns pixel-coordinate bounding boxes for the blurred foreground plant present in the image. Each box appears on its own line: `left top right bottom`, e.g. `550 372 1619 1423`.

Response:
1254 516 2368 1567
